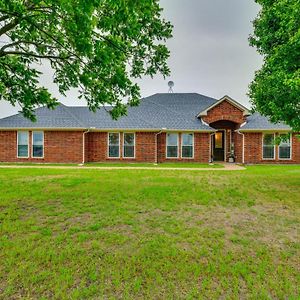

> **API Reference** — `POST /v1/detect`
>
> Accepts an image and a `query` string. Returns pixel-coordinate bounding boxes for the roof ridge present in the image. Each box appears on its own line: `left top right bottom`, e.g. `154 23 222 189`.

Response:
0 105 48 121
144 98 213 129
145 92 218 101
69 105 158 129
0 111 21 121
59 104 86 128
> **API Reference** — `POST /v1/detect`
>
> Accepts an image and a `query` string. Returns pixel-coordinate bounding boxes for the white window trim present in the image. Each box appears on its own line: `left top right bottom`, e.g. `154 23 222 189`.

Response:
181 133 194 159
17 131 29 158
31 131 44 159
108 132 120 159
278 133 292 160
166 132 179 159
262 133 275 160
123 132 136 159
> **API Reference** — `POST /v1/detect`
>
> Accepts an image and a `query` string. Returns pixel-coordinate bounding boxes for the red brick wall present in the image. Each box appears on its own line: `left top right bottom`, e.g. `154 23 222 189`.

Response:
0 131 16 162
85 132 156 162
157 132 210 163
85 132 107 162
244 132 300 164
1 130 298 164
202 100 246 125
0 130 84 163
135 132 156 162
234 132 243 163
195 133 210 162
45 131 83 163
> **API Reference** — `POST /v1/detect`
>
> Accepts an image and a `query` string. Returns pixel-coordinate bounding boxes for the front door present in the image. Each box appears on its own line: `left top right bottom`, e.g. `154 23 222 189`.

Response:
213 131 225 161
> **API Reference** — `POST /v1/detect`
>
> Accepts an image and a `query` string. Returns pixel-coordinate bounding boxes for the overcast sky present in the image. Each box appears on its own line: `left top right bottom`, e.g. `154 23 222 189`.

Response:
0 0 262 118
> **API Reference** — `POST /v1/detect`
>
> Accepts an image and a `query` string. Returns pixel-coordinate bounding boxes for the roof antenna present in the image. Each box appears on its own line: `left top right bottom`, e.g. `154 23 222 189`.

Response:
168 81 174 93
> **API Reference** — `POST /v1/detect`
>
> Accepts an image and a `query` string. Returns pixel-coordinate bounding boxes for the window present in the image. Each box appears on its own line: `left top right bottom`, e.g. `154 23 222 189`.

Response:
279 134 291 159
32 131 44 158
17 131 29 158
123 133 135 158
181 133 194 158
108 133 120 158
166 133 178 158
262 133 275 159
215 132 223 149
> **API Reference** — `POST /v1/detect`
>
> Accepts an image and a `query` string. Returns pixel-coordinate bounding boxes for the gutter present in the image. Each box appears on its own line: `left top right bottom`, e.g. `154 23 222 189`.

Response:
0 127 87 131
82 128 91 164
0 127 216 133
238 129 291 133
154 128 166 164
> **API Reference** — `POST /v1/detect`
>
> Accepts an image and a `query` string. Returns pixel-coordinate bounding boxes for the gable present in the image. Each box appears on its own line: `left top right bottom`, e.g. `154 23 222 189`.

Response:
197 95 249 117
199 96 249 125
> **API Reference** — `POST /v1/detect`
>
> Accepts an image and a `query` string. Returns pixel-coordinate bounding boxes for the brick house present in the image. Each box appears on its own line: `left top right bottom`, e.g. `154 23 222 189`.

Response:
0 93 299 164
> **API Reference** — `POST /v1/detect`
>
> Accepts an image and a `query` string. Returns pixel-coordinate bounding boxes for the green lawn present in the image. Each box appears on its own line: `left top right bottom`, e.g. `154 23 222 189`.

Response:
0 166 299 299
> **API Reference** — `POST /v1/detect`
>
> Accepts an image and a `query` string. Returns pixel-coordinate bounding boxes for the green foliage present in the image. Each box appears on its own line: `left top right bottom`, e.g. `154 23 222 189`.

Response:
249 0 300 131
0 0 172 120
0 165 299 298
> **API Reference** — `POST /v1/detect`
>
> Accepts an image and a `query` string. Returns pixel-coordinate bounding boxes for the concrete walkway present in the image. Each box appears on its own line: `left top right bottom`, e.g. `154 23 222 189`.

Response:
0 163 245 171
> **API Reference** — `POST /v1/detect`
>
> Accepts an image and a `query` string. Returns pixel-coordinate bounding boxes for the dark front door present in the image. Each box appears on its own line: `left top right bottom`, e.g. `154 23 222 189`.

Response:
213 131 225 161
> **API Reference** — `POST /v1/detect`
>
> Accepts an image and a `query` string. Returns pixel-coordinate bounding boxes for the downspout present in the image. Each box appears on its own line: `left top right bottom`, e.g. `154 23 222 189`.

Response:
236 130 245 164
82 129 90 165
154 128 166 165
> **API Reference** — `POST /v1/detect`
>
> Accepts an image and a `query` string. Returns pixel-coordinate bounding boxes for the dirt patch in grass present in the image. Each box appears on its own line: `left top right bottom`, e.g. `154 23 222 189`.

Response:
64 213 92 225
177 204 300 251
17 174 67 182
136 208 166 219
57 213 93 233
104 224 134 238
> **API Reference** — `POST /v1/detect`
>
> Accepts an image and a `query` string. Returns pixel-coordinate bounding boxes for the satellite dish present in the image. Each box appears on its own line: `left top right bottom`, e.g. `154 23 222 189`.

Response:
168 81 174 87
168 81 174 93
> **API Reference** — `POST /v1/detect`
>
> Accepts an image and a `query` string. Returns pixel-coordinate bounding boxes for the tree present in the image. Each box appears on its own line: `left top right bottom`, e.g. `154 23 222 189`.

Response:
0 0 172 120
249 0 300 131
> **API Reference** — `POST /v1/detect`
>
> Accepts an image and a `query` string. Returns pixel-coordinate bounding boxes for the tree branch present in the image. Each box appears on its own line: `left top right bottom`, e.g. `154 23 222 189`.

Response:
0 15 11 22
0 50 71 60
0 39 59 52
23 17 112 84
0 4 55 36
28 6 55 12
25 17 78 57
0 18 19 36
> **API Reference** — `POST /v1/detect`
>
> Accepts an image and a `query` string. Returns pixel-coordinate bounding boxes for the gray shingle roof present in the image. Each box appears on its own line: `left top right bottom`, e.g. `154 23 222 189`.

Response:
0 93 291 131
0 93 217 131
240 112 291 131
0 104 84 129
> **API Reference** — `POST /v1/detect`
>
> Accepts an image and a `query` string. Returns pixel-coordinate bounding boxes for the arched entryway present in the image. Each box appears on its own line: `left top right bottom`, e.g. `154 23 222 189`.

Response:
209 120 240 162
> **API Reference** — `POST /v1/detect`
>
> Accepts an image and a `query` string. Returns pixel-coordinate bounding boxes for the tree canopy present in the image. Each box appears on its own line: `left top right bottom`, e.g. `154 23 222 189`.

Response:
0 0 172 120
249 0 300 131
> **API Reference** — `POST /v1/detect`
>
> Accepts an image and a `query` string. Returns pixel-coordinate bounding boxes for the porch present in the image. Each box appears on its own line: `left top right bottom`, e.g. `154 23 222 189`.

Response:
209 120 242 163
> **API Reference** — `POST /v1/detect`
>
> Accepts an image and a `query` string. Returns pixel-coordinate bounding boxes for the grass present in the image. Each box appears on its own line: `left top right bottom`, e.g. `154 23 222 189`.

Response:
0 165 299 299
0 162 78 167
0 162 223 168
